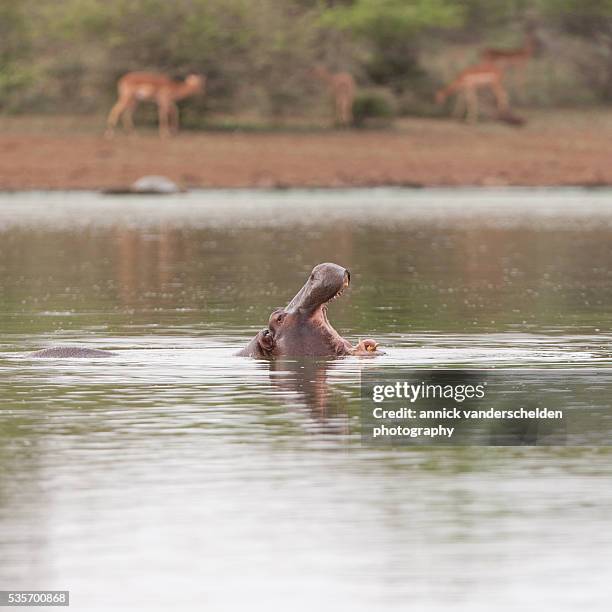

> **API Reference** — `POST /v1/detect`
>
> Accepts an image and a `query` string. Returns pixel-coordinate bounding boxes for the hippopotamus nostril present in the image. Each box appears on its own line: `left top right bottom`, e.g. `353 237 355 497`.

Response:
345 269 351 283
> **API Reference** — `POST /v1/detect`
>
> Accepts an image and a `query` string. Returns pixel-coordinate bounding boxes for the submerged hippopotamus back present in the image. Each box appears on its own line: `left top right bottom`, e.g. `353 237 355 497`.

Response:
29 347 117 358
238 262 382 358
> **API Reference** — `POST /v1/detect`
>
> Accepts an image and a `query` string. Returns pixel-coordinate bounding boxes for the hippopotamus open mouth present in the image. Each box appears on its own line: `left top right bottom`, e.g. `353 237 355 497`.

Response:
238 262 382 358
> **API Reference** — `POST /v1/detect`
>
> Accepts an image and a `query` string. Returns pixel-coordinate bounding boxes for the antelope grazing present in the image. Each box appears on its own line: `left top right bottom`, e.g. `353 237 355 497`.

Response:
105 72 205 138
435 62 509 123
312 66 355 127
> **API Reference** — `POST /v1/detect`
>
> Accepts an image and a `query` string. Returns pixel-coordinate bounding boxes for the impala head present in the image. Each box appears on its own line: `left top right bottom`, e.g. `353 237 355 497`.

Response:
185 74 206 94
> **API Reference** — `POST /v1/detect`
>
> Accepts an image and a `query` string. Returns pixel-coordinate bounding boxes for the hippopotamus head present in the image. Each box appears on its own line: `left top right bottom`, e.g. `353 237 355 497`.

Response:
238 262 383 358
262 263 353 357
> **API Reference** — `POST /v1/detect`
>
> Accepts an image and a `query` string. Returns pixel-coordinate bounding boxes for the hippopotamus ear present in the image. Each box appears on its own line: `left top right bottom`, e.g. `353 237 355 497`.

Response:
258 328 275 354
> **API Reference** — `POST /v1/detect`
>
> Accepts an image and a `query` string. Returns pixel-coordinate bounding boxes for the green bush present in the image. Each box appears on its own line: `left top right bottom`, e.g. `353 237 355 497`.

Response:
352 90 396 127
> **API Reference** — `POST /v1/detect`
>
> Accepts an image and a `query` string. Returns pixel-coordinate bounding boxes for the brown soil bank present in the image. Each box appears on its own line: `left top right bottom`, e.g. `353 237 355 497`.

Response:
1 111 611 190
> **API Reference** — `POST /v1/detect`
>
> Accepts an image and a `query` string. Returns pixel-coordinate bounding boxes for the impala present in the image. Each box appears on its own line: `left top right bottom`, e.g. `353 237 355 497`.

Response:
435 62 509 123
105 72 205 138
312 66 355 127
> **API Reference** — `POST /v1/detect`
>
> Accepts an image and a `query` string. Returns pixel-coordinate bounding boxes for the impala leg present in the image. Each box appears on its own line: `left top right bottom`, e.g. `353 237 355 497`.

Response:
105 99 127 139
465 86 479 123
334 95 343 126
121 101 136 134
157 99 171 138
339 96 348 126
492 81 509 113
515 65 527 101
453 92 466 119
168 102 180 134
345 93 354 126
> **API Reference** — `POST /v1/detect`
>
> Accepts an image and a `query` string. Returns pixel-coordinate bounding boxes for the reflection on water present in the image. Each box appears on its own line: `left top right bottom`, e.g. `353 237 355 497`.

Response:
1 190 611 611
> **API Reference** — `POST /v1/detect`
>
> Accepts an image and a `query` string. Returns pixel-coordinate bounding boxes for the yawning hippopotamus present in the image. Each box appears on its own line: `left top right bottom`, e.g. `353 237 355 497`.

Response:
238 262 383 358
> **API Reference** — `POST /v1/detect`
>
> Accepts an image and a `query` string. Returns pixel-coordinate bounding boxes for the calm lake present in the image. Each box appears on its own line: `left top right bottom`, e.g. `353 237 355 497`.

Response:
1 189 611 611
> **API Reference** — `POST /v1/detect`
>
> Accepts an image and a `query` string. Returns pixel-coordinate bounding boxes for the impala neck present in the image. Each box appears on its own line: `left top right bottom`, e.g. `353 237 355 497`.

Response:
173 80 200 101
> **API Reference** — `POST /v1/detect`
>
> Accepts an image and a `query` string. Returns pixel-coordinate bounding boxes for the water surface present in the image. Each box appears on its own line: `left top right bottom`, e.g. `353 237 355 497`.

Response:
1 189 611 611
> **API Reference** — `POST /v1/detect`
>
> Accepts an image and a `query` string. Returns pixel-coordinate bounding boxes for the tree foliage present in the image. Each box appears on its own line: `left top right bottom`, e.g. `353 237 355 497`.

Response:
3 0 612 115
541 0 612 99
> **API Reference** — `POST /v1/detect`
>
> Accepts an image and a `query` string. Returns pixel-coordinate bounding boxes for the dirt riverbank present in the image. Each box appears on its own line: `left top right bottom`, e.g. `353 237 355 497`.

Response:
1 111 611 190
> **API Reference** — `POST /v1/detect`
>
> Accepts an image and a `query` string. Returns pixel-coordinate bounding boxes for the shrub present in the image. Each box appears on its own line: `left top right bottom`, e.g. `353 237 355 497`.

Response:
352 90 396 127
